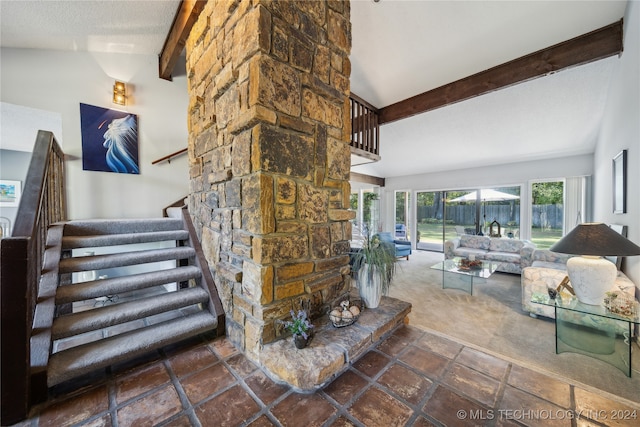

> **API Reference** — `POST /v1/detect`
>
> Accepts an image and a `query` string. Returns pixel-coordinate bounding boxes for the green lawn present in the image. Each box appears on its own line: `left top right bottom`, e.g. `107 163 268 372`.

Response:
413 222 562 249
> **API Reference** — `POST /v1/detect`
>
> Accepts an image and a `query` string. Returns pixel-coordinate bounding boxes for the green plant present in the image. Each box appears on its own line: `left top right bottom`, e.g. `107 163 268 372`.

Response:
351 227 397 295
282 310 313 339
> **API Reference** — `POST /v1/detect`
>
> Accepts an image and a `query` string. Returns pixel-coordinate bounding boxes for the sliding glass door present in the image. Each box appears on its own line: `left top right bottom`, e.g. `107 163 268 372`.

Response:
530 180 564 249
413 187 521 252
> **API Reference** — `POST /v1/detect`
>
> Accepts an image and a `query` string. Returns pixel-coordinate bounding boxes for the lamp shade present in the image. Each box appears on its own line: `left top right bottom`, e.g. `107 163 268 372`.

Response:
549 223 640 256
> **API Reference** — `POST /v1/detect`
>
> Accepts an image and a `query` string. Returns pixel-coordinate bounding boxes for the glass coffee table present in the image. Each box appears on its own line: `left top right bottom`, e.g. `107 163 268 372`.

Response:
532 295 639 377
430 257 499 295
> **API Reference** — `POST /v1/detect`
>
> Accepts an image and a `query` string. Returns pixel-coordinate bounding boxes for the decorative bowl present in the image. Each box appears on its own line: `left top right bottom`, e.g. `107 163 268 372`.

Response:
329 299 363 328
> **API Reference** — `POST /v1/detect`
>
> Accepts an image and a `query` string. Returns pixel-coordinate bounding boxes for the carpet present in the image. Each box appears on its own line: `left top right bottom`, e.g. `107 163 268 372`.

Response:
388 250 640 404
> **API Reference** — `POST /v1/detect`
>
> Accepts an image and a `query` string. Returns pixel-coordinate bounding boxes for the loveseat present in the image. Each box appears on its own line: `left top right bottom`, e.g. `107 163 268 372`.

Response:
521 249 636 319
444 235 535 274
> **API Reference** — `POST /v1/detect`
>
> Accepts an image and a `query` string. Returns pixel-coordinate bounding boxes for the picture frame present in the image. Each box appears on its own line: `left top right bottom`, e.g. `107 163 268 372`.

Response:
0 180 22 207
80 103 139 174
612 150 627 214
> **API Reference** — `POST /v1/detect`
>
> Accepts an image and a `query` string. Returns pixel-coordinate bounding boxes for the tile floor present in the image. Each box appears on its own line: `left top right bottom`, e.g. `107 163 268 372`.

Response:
13 326 640 427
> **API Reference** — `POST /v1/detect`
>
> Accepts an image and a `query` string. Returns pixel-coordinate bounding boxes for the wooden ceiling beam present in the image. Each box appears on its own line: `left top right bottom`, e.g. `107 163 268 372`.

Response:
350 172 385 187
159 0 206 81
379 20 623 125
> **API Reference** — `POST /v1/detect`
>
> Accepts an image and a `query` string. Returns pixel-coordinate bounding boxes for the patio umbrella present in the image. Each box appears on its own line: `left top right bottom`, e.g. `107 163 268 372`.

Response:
449 189 519 202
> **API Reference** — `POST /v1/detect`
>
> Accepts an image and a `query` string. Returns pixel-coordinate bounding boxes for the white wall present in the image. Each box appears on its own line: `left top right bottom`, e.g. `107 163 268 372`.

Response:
0 48 190 220
380 154 593 241
593 1 640 284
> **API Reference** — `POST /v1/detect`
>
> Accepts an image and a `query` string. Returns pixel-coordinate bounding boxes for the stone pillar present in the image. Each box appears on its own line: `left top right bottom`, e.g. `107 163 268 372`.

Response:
185 0 353 361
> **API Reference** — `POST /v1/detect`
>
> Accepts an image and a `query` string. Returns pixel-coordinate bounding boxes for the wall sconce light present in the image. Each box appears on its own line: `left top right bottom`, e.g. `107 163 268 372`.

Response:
113 81 126 105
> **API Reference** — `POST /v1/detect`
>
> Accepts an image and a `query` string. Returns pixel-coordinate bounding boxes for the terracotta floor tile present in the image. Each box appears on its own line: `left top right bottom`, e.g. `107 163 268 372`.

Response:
348 386 413 427
82 413 112 426
376 363 432 405
161 415 194 426
499 385 571 427
352 350 391 379
209 337 240 358
180 362 237 404
391 325 425 342
168 344 218 378
415 333 463 359
328 415 358 426
245 370 289 406
442 363 501 407
271 392 337 427
398 346 450 379
507 365 571 408
38 385 109 427
247 414 279 426
455 347 509 379
196 384 261 427
116 385 183 427
423 385 491 427
323 369 369 405
410 416 438 427
115 362 171 404
377 335 411 357
574 387 640 427
226 352 259 377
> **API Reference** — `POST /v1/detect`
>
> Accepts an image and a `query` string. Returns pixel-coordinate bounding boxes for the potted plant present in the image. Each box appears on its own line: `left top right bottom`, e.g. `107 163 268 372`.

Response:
351 227 397 308
282 309 314 349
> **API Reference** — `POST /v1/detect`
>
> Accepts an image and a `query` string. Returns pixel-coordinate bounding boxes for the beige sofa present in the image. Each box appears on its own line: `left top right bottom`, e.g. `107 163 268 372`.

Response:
521 249 636 319
445 235 536 274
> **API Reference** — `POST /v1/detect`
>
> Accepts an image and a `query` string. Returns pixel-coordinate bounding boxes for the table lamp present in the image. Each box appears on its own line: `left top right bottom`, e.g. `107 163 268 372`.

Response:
549 223 640 305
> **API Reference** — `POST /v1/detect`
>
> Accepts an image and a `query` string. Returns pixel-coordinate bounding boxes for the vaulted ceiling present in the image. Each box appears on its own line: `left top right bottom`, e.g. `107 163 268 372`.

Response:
0 0 631 179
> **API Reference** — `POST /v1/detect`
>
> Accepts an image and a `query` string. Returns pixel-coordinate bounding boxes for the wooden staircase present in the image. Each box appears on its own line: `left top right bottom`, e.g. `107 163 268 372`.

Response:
33 212 223 389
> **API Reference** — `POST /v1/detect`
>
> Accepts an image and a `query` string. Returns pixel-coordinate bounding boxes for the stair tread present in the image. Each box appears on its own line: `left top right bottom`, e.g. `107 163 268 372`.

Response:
48 311 217 386
62 230 190 249
63 218 184 236
56 266 202 304
58 246 196 273
52 287 210 340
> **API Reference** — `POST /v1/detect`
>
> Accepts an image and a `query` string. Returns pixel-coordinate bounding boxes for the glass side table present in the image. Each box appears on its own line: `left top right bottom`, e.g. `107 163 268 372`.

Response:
431 257 498 295
532 295 639 377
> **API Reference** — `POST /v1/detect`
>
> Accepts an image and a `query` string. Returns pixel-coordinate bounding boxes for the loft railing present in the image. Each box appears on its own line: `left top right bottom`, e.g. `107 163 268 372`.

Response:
1 130 66 425
350 93 380 159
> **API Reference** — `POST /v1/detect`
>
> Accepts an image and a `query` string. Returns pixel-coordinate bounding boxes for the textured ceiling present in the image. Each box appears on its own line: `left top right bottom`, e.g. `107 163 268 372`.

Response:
0 0 180 54
0 0 631 179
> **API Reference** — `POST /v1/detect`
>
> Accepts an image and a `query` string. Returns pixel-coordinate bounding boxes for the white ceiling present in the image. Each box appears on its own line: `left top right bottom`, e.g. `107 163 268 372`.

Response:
0 0 630 179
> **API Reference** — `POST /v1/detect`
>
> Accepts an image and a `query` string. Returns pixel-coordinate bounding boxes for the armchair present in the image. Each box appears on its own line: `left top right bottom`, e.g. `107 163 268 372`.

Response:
378 232 412 260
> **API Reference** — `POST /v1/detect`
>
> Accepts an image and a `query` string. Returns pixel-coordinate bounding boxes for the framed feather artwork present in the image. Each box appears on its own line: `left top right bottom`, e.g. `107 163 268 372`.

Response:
80 103 139 174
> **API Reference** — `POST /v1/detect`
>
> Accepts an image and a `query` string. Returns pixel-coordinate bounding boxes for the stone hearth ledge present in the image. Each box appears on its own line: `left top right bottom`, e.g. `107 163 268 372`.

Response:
259 297 412 391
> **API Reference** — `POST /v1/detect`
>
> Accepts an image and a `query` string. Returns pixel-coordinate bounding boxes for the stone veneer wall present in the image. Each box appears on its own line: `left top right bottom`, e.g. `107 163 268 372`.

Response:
185 0 353 360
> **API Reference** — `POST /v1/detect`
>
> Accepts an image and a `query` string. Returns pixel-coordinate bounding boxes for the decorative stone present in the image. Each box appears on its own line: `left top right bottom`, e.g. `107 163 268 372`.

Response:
298 184 328 223
275 280 305 300
276 262 315 281
253 125 314 177
275 176 296 204
250 56 301 116
253 234 309 264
